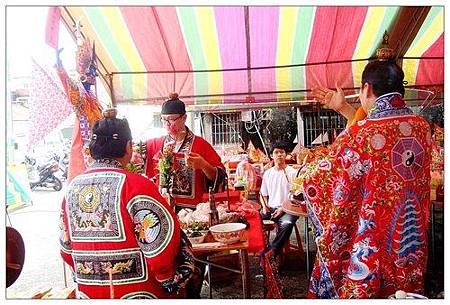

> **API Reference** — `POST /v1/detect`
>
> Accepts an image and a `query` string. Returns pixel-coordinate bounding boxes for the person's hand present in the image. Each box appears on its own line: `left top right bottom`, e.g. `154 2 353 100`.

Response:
311 84 346 112
262 205 269 215
296 147 310 165
161 278 178 294
160 266 193 294
184 152 206 170
271 207 284 219
162 192 173 207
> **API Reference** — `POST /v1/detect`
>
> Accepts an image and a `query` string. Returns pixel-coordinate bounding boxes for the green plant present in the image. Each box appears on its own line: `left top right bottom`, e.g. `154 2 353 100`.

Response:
188 221 208 231
157 144 175 188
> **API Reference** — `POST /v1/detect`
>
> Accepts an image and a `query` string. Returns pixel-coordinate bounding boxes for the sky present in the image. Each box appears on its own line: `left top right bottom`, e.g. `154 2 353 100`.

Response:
5 6 165 146
6 6 76 78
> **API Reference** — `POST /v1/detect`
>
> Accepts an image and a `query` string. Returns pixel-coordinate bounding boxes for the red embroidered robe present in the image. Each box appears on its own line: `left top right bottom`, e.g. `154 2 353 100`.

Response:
59 159 181 299
145 130 226 208
299 93 432 298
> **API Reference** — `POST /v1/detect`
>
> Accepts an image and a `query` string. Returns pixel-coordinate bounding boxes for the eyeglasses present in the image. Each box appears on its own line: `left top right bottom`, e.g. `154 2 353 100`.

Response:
161 115 183 124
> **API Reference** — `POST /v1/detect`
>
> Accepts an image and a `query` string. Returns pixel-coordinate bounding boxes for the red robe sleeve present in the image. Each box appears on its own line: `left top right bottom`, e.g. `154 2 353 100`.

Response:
192 136 226 192
125 174 181 282
144 137 165 180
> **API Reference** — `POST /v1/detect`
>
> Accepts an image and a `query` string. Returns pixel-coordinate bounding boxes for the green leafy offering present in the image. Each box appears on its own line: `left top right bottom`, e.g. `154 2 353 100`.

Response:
125 162 142 173
188 221 208 231
158 144 175 188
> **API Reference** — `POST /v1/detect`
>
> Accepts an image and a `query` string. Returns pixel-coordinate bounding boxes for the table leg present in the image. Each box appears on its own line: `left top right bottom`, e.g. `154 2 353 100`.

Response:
305 217 310 278
260 254 267 298
239 249 251 298
431 203 435 267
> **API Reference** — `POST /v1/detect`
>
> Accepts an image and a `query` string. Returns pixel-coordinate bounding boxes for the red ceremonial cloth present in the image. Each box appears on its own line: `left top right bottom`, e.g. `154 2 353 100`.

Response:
229 202 265 253
202 193 265 253
45 7 61 49
66 117 86 183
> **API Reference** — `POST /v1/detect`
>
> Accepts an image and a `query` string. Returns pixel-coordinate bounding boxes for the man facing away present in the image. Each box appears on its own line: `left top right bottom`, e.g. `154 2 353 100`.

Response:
298 60 432 298
59 111 195 299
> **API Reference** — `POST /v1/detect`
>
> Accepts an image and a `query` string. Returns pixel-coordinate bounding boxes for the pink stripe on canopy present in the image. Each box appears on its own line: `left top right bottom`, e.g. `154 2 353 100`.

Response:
249 7 279 100
214 7 248 103
306 7 367 94
325 7 367 88
120 7 194 103
415 33 443 86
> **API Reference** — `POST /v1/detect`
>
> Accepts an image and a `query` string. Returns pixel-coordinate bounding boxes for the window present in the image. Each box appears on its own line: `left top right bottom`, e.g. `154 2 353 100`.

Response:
302 109 347 148
153 113 162 128
210 112 242 146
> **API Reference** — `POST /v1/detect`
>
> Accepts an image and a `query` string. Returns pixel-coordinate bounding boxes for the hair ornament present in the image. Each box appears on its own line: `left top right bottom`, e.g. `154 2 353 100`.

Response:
169 92 179 100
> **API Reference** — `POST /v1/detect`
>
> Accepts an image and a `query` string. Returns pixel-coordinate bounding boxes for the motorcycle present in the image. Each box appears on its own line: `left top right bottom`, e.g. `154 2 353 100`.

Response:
29 160 63 191
50 152 69 181
24 155 36 167
58 152 69 181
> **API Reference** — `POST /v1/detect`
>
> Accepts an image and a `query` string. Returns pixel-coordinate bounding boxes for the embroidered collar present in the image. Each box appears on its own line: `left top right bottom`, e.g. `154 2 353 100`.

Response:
89 158 123 169
366 92 413 119
164 127 195 153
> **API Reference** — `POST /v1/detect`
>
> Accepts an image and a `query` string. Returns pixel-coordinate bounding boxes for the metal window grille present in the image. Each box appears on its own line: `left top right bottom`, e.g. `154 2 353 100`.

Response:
302 109 347 148
211 112 242 146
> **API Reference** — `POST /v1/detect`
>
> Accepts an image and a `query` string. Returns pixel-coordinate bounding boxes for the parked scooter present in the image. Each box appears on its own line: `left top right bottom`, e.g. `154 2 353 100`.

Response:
58 152 69 181
29 160 63 191
24 155 36 167
49 152 69 181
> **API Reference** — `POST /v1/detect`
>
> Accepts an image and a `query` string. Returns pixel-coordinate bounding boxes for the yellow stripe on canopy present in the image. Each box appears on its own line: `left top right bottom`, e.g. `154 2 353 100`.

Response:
352 7 391 86
403 8 443 85
276 7 299 98
196 7 223 101
100 7 147 99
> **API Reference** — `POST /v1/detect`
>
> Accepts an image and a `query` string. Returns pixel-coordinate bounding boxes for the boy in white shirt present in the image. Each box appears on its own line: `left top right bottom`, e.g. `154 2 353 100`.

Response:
260 141 299 258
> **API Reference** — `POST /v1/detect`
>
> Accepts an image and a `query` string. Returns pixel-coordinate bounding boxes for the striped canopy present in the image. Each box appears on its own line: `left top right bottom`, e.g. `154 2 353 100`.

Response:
60 6 444 107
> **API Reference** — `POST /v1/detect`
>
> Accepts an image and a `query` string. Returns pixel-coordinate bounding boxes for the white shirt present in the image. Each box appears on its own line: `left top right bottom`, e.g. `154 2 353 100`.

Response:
260 165 297 208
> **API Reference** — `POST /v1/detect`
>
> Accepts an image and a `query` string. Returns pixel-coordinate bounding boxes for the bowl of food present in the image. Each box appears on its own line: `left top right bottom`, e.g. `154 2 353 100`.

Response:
184 221 209 244
209 223 247 244
388 290 428 299
185 230 208 244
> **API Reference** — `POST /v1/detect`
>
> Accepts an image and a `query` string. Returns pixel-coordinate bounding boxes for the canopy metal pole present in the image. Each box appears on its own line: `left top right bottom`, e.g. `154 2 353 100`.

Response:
244 6 252 95
108 56 443 75
108 73 115 107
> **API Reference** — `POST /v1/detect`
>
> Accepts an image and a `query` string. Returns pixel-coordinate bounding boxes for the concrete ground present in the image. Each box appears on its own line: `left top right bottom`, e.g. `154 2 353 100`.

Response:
6 186 444 299
6 187 71 298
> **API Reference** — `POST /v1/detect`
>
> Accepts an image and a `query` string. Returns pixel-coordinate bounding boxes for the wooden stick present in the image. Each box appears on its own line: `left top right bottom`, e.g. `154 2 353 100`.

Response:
62 261 68 288
109 269 114 299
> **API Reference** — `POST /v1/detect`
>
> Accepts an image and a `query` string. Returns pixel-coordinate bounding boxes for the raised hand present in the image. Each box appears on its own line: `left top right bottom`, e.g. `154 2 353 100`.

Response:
184 152 205 170
311 84 346 112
